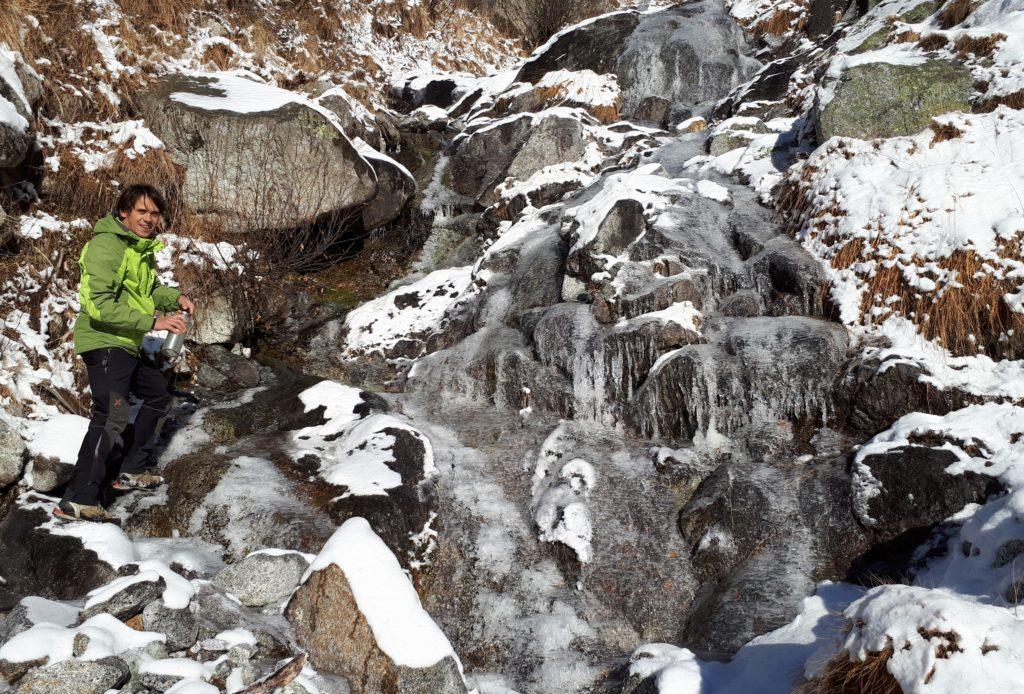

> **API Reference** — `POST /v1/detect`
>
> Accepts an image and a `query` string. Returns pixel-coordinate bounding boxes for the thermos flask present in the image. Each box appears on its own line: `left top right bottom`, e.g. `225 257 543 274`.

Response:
160 309 190 359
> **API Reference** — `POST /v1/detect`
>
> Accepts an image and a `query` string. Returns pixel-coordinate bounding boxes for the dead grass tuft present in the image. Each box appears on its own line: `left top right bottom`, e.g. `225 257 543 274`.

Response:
929 119 965 143
954 32 1006 58
937 0 975 28
800 648 902 694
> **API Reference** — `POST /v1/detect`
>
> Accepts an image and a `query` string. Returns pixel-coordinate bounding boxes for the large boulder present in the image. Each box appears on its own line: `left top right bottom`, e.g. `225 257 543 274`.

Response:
141 72 377 233
815 59 973 141
516 11 642 84
14 657 130 694
285 518 467 694
444 111 587 205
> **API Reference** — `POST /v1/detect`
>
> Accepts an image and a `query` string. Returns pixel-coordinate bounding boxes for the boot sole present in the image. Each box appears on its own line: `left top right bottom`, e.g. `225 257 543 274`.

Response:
51 507 122 526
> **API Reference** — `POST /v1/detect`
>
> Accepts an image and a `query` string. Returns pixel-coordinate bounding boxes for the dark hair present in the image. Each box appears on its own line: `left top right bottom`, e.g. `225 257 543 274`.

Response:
115 184 167 218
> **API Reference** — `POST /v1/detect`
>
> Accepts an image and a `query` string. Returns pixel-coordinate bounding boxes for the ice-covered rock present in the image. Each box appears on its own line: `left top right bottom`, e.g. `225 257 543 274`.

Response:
142 72 377 233
212 550 310 607
285 518 466 694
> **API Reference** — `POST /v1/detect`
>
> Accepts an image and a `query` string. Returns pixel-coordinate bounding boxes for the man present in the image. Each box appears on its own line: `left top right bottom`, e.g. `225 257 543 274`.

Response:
55 184 196 524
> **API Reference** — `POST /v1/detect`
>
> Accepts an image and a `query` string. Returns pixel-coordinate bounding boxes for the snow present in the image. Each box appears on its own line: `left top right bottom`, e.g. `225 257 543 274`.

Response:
0 613 163 665
140 656 215 681
342 265 477 357
808 585 1024 692
354 136 415 182
615 301 702 334
302 517 460 669
23 413 87 463
534 69 620 108
0 47 30 132
19 596 79 627
84 559 196 610
289 381 436 497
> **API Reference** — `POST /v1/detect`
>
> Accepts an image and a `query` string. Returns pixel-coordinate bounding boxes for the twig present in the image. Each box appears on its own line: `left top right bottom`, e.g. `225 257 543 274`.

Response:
241 653 307 693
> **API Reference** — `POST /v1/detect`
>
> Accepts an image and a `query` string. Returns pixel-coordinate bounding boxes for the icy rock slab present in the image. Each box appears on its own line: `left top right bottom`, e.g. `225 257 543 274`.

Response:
285 518 466 694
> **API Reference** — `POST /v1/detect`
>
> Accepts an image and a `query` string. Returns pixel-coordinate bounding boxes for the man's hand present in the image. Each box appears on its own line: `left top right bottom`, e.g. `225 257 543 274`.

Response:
154 315 187 334
177 295 196 313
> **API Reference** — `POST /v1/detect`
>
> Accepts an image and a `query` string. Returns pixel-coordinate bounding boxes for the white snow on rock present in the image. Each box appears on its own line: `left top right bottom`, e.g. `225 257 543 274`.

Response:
342 266 476 357
23 413 87 464
302 517 460 669
0 613 163 665
807 585 1024 692
534 69 621 110
0 46 30 132
629 643 702 694
84 559 196 610
290 381 436 497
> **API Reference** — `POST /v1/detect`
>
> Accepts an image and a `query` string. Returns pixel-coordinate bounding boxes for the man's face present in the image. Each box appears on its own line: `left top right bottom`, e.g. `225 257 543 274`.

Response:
120 196 162 238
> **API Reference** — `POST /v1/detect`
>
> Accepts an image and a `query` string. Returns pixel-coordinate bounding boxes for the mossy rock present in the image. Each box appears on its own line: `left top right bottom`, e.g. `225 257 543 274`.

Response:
816 59 972 141
851 1 937 53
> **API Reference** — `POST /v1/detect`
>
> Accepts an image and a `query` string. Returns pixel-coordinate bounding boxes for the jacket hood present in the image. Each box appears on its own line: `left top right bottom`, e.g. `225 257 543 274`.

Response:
93 213 164 253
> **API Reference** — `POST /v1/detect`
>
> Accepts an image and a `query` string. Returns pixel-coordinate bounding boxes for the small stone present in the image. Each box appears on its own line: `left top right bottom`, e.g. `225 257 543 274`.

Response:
227 643 256 666
142 601 198 651
27 456 72 494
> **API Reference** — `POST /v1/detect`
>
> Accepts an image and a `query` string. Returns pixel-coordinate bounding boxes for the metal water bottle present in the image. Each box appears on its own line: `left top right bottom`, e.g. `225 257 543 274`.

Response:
160 309 190 359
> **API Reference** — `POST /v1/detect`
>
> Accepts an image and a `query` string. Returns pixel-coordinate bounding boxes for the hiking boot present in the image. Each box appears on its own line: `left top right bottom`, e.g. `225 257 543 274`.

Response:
53 500 122 526
112 471 165 491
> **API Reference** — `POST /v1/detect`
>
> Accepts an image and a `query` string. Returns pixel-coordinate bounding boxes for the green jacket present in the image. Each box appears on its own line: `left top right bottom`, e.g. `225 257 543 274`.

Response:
73 214 182 356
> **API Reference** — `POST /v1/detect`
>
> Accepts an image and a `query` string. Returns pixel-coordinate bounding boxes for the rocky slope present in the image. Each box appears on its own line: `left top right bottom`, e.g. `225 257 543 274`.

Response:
3 0 1024 692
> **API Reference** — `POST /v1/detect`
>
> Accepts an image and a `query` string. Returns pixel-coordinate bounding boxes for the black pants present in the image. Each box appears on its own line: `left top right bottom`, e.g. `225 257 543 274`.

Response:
63 347 173 506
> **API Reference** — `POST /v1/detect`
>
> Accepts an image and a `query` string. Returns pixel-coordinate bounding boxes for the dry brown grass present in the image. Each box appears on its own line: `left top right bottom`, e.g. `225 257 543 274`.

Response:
41 145 186 224
201 42 240 70
801 648 902 694
937 0 975 28
535 84 620 123
976 90 1024 112
954 32 1005 58
916 33 950 51
750 6 807 37
781 161 1024 359
0 0 44 51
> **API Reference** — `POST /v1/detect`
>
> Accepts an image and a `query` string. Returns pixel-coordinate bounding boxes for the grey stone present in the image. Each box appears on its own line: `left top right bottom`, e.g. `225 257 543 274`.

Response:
27 455 72 494
816 59 973 141
16 657 130 694
142 600 198 651
212 551 310 607
141 74 377 233
444 112 587 206
191 292 239 345
78 578 165 623
0 420 26 489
